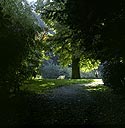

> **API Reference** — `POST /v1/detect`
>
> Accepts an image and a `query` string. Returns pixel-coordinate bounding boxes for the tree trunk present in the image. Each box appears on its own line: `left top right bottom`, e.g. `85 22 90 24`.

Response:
72 56 81 79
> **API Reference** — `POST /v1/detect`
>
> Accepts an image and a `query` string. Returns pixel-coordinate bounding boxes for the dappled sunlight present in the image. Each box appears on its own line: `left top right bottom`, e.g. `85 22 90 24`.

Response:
39 82 55 87
85 85 107 91
67 79 94 84
39 84 48 87
48 82 55 86
84 79 104 87
79 79 107 91
21 79 94 94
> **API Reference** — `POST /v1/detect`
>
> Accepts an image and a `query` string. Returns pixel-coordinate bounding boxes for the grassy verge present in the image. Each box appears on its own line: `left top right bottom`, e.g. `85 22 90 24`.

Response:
20 79 93 94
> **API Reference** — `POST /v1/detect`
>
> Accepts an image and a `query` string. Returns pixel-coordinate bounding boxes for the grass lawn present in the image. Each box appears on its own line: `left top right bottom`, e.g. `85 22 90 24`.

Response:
20 78 94 94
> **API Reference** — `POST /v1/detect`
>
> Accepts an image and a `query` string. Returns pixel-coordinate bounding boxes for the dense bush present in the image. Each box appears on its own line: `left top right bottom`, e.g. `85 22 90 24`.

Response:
40 62 71 79
59 67 72 79
80 69 102 79
0 3 40 92
100 59 125 91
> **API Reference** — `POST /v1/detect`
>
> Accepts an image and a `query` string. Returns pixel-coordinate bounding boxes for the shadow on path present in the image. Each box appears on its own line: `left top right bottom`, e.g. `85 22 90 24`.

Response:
0 79 125 127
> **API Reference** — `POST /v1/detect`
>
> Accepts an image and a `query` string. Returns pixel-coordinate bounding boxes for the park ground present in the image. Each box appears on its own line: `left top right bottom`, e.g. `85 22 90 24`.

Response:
0 79 125 127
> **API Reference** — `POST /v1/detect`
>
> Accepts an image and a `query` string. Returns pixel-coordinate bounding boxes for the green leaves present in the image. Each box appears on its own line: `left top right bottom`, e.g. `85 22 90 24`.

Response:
80 58 100 72
0 0 36 31
0 0 44 89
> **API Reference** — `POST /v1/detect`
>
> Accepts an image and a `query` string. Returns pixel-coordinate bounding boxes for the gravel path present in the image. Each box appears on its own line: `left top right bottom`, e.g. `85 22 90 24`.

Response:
47 79 103 101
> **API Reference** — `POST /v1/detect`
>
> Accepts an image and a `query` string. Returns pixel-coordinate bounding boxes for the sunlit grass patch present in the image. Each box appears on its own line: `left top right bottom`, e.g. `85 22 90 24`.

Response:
20 79 93 94
85 85 108 91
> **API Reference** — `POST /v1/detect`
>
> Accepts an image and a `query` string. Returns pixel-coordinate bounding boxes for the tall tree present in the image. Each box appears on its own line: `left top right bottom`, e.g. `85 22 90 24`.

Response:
35 0 125 87
64 0 125 87
42 22 99 78
35 0 100 79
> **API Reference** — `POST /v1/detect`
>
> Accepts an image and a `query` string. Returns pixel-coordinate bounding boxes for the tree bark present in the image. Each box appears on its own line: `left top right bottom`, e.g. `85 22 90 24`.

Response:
72 56 81 79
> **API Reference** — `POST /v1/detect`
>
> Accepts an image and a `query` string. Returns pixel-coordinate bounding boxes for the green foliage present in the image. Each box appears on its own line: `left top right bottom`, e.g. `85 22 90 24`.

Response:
80 58 100 72
0 0 36 29
34 0 101 80
0 0 43 91
64 0 125 61
40 19 100 76
36 0 67 24
100 59 125 91
81 69 101 79
64 0 125 89
21 39 44 79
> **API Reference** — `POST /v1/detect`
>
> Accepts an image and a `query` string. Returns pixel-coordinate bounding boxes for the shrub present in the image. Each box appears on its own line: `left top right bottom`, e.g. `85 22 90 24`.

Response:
80 69 102 79
59 67 72 79
40 62 71 79
100 59 125 91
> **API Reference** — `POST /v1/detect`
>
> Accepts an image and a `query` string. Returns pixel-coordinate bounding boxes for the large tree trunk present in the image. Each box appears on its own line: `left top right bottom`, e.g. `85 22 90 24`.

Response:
72 56 81 79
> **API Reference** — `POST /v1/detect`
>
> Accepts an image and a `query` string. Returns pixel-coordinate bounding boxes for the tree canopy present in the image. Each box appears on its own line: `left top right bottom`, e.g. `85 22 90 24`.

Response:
36 0 125 87
0 0 124 91
65 0 125 61
35 0 101 78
